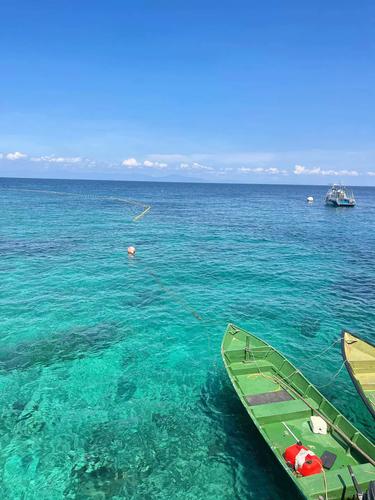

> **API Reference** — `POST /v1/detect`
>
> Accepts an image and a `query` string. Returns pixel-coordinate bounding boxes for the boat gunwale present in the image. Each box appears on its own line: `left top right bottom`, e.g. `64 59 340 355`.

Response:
341 329 375 419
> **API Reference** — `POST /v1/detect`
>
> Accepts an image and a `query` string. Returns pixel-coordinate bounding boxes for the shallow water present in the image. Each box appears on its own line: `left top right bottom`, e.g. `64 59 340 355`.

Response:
0 178 374 499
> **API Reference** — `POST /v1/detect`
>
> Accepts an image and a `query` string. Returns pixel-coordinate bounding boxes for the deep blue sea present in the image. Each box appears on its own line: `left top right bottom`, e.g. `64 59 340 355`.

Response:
1 177 374 499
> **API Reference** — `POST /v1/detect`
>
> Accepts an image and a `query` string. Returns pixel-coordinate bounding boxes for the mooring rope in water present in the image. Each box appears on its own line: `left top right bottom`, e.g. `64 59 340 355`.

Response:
303 338 342 363
1 188 151 222
278 338 342 383
314 360 347 389
291 338 348 388
134 256 226 370
136 258 241 330
137 257 204 322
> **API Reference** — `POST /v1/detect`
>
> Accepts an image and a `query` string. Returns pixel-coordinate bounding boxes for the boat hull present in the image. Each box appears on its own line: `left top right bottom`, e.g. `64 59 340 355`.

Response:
341 330 375 419
325 199 355 207
222 324 375 499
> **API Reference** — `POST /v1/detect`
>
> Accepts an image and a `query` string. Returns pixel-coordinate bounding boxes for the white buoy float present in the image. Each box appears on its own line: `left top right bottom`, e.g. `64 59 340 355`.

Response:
127 246 136 255
307 196 314 203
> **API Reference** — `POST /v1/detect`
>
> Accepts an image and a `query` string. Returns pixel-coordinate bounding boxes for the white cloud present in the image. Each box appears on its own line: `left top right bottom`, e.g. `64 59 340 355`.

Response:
294 165 307 175
294 165 359 176
122 158 140 168
122 158 168 169
179 162 214 172
31 155 82 164
294 165 321 175
267 167 280 174
5 151 27 160
338 169 359 176
179 162 212 172
149 152 276 165
1 148 372 182
143 160 168 169
193 162 214 171
238 167 260 173
238 167 283 175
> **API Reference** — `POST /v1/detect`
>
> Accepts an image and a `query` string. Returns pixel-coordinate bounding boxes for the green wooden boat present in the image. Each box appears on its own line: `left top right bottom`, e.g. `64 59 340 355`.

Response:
222 324 375 499
342 330 375 419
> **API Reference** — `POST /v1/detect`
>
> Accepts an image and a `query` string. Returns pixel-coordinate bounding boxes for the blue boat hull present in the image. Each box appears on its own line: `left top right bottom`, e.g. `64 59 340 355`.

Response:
326 199 355 207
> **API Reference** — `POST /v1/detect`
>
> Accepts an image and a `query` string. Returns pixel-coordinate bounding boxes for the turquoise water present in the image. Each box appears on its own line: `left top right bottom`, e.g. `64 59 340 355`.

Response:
1 178 374 499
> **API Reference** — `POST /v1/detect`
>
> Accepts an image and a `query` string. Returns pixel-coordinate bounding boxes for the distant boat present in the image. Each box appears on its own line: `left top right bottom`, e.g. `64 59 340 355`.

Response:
341 330 375 419
325 184 356 207
222 323 375 499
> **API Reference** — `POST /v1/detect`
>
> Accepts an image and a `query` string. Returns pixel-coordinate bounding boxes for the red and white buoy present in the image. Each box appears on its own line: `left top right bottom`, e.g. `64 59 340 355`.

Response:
127 246 136 256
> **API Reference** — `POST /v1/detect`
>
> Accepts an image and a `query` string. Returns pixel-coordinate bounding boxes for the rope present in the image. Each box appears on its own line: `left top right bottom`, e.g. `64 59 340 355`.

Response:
264 337 342 390
303 338 341 363
133 257 226 370
321 466 328 500
291 338 341 375
1 188 151 222
136 257 203 322
315 360 347 388
255 338 342 387
133 206 150 221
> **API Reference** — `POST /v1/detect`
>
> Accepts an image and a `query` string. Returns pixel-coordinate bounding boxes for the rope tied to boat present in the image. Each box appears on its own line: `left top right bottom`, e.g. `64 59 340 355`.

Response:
275 338 343 387
314 360 347 389
305 338 342 362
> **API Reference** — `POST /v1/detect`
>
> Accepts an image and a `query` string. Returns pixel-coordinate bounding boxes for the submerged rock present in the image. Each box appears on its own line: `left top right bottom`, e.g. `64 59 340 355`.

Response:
67 452 127 499
12 401 26 412
0 322 125 372
300 318 321 337
116 377 137 401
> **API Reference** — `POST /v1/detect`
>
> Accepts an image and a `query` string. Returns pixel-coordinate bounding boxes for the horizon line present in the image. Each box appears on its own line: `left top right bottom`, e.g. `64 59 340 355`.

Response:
1 175 374 189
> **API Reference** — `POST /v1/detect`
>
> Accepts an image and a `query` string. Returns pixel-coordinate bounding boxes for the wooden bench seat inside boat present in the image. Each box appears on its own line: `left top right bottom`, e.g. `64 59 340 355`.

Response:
352 373 375 390
229 360 274 375
251 399 312 425
349 360 375 373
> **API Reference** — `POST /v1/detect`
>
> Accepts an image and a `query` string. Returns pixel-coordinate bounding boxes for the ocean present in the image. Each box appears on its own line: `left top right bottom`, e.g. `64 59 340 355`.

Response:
1 177 374 499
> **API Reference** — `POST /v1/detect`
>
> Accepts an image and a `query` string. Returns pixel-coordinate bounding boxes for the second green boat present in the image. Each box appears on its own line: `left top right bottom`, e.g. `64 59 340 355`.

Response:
222 324 375 499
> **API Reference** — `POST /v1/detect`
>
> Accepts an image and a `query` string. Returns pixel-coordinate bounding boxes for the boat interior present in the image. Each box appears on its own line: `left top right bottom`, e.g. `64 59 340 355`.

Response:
343 331 375 412
222 326 374 498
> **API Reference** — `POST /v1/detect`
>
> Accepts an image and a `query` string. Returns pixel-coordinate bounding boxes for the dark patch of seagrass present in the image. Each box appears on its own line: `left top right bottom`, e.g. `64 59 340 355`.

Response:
245 390 293 406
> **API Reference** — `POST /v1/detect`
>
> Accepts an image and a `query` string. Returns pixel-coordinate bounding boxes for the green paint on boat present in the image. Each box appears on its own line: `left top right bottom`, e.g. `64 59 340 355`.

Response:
222 323 375 499
342 330 375 419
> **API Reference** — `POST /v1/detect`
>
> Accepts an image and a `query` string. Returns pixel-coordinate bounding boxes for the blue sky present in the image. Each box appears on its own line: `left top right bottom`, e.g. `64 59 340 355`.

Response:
1 0 374 184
